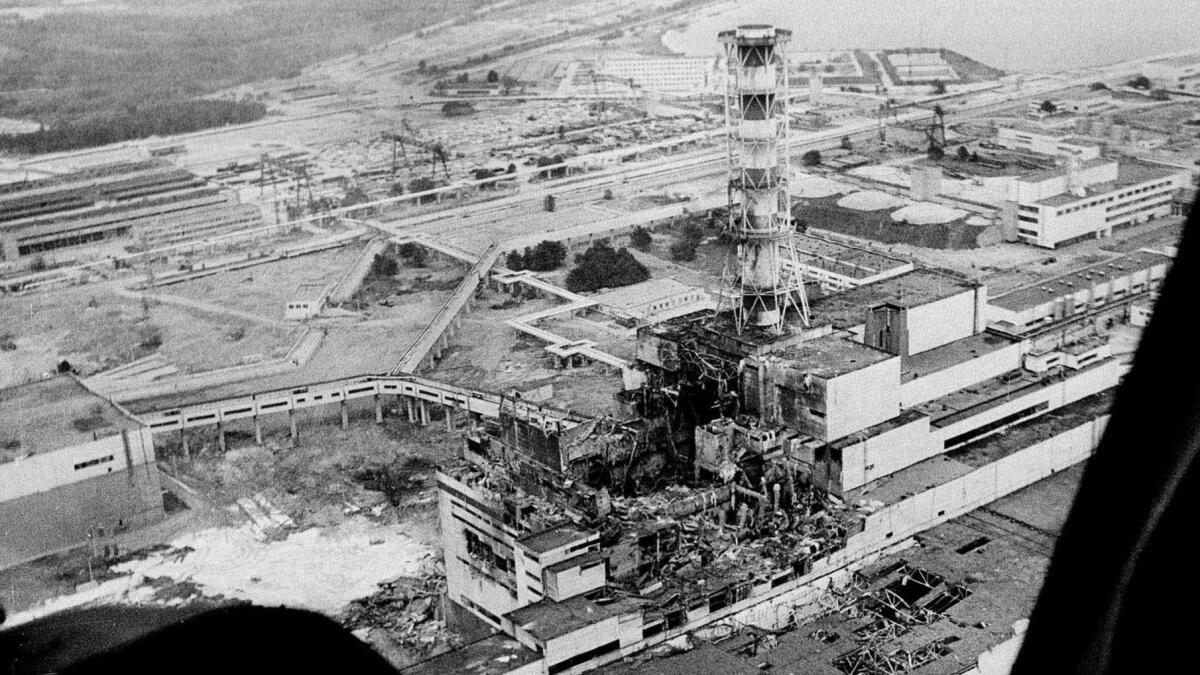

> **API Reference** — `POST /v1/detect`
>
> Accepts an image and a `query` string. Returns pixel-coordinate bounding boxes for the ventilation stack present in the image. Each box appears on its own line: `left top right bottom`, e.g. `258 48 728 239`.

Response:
718 25 809 333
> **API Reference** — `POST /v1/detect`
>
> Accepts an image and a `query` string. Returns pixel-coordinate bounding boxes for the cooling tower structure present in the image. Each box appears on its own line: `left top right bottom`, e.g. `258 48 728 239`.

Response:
718 25 809 333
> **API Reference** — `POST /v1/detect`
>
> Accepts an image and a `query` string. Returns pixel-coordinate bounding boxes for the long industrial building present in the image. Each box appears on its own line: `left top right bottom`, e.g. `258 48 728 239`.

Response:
0 159 264 262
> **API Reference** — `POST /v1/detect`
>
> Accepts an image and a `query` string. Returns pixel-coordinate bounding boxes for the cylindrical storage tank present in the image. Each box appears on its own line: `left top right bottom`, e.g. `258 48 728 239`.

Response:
739 118 777 141
737 65 778 93
740 142 778 170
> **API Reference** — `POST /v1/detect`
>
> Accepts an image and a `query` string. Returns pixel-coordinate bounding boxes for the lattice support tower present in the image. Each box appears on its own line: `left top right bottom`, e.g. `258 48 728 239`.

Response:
717 25 809 333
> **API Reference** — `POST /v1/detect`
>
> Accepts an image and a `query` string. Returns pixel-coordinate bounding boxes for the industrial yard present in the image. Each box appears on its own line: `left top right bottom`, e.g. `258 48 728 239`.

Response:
1 1 1198 674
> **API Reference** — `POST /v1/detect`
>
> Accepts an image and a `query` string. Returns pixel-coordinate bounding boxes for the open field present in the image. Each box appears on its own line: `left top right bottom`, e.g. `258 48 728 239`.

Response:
165 244 365 321
0 284 300 387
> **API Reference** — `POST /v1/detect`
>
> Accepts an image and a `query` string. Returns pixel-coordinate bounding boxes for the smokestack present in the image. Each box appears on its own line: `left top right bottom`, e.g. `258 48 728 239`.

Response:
718 24 809 333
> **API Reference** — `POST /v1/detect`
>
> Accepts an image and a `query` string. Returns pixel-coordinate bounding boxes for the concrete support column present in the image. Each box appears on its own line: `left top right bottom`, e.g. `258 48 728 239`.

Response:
419 400 429 426
444 404 454 432
181 429 190 460
374 395 384 424
254 416 263 445
217 421 226 454
406 396 415 422
340 400 349 429
289 408 298 446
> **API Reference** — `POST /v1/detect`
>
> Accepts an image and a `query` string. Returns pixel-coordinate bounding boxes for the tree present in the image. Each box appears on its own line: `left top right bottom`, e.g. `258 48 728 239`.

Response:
506 240 566 271
931 79 947 95
397 242 428 268
603 188 614 201
1127 75 1152 89
1150 89 1171 101
486 70 499 83
388 182 405 197
1039 100 1058 114
370 253 399 277
840 136 853 151
507 163 517 174
501 76 518 95
928 144 945 161
409 176 438 203
418 60 427 72
801 150 822 166
971 151 981 163
565 241 650 293
543 194 556 212
455 72 469 83
957 145 971 161
1089 82 1109 91
630 226 652 251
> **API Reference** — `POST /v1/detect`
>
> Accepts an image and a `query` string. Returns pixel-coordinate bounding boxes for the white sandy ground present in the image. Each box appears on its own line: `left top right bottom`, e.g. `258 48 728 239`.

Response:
836 190 909 211
890 202 969 225
788 171 851 198
850 164 911 187
5 518 433 626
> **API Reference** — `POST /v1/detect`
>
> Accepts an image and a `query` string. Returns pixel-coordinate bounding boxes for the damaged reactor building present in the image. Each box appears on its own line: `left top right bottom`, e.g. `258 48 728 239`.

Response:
419 25 1142 675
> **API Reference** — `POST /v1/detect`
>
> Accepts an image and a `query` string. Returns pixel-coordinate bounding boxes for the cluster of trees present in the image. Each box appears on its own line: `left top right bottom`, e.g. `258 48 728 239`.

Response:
956 146 982 163
506 240 567 272
1127 75 1152 90
669 222 706 262
629 226 653 251
0 1 473 153
565 240 649 293
397 242 428 267
0 99 267 154
370 252 399 277
802 150 822 166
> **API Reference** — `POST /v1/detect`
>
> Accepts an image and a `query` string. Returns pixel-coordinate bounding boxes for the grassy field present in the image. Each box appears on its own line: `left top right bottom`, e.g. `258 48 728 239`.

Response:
0 0 488 146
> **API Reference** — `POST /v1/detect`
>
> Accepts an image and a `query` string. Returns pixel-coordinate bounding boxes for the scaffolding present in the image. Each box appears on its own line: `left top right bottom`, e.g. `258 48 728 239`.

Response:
717 25 809 334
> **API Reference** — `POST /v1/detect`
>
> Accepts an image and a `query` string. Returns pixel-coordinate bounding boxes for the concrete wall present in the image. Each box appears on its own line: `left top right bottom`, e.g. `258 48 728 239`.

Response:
825 357 902 441
0 427 155 502
856 414 1107 551
0 461 164 569
840 414 937 494
900 340 1024 409
905 290 978 356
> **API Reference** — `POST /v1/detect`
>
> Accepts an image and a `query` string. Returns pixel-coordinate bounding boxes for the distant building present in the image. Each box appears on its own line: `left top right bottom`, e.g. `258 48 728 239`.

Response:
0 160 263 263
1144 52 1200 93
598 57 717 94
1062 89 1118 115
1006 159 1186 248
987 249 1171 334
285 283 328 320
593 277 712 327
0 376 163 568
995 124 1105 160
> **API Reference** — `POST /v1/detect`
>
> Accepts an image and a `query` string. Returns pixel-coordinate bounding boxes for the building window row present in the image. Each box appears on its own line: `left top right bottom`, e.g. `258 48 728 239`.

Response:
74 454 115 471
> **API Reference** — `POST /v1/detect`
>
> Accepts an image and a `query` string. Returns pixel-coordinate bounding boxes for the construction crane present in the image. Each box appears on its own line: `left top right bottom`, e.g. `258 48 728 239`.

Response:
923 105 947 154
384 119 451 181
259 153 313 218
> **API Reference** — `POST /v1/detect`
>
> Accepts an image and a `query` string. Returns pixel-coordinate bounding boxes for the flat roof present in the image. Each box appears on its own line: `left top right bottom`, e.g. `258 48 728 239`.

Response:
766 333 895 378
1017 157 1111 184
507 594 636 643
1034 161 1180 207
595 277 700 311
518 522 595 554
290 283 327 303
903 331 1019 382
0 376 140 462
808 268 977 329
990 250 1172 312
402 634 540 675
794 234 912 279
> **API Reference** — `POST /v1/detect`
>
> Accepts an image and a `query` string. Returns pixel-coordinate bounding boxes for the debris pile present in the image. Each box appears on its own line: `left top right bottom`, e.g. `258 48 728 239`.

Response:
341 558 460 661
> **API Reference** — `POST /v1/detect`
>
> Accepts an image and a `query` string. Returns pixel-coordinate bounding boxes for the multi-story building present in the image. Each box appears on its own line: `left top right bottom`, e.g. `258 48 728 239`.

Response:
424 264 1131 675
994 124 1105 160
598 57 718 94
1007 159 1185 248
0 376 163 568
987 249 1171 339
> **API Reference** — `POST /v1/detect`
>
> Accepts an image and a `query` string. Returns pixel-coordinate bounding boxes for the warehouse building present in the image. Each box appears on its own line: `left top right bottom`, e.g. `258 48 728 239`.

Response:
0 160 263 262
